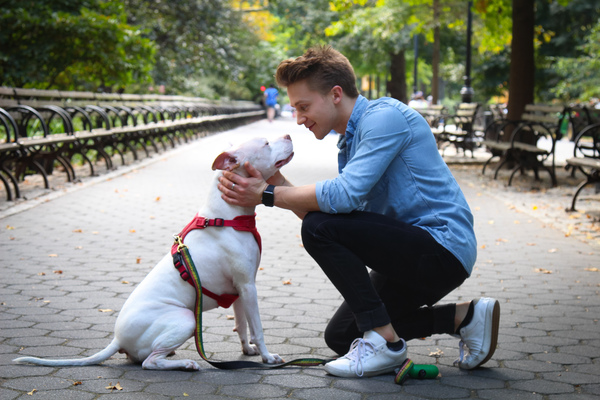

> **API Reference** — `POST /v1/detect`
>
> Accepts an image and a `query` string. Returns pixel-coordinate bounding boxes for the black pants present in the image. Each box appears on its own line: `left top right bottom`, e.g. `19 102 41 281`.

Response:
301 211 469 355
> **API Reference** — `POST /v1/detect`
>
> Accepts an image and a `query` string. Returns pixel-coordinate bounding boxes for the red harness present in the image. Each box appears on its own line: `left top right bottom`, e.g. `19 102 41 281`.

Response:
171 214 261 308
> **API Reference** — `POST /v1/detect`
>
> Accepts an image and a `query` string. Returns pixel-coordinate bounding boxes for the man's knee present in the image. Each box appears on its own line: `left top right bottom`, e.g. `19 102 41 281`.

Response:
300 211 326 248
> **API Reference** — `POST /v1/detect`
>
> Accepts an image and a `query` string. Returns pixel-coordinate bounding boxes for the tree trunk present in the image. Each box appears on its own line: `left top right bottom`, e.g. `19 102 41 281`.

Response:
507 0 535 137
431 0 440 104
388 50 407 104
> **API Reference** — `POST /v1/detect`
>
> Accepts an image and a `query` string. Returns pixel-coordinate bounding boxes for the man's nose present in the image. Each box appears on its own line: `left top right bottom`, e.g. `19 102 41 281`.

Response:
296 114 306 125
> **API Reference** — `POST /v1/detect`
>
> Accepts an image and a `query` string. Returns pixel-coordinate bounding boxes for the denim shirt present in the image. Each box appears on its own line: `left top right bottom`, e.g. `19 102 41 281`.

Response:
315 95 477 274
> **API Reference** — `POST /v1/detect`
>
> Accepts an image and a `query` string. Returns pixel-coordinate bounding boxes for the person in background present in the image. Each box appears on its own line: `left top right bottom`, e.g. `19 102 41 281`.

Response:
219 45 500 379
408 91 429 109
264 84 279 122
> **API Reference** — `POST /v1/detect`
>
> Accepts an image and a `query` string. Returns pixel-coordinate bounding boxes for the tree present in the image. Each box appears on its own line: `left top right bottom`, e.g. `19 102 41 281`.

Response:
506 0 534 122
123 0 284 99
0 0 155 91
551 19 600 101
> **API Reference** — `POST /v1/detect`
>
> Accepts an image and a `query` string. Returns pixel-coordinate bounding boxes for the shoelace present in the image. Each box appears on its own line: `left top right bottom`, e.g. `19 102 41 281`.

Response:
344 338 376 377
453 340 468 366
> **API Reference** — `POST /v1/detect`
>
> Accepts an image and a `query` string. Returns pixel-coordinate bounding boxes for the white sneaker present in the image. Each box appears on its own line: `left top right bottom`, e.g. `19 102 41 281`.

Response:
324 330 407 378
454 297 500 370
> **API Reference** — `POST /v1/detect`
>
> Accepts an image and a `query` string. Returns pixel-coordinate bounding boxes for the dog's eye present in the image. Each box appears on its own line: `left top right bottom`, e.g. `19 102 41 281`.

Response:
264 141 269 146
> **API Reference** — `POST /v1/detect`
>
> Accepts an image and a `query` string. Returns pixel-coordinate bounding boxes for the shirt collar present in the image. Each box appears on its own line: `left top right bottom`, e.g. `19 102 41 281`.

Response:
345 95 368 138
337 95 368 150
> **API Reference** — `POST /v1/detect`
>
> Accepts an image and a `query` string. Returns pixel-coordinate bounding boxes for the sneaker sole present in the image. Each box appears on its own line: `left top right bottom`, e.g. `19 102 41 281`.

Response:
477 298 500 367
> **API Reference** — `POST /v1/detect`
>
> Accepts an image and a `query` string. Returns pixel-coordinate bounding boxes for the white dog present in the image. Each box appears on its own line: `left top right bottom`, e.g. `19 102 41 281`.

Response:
14 135 294 370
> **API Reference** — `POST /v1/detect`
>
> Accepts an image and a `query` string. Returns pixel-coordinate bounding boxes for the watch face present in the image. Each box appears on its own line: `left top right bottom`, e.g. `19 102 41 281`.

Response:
262 185 275 207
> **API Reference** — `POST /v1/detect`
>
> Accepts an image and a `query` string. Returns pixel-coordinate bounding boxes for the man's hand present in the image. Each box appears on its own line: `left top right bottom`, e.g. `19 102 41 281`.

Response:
218 162 268 207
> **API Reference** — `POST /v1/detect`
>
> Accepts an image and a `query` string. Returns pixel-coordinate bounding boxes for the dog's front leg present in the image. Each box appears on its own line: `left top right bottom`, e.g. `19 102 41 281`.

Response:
232 299 259 356
236 285 283 364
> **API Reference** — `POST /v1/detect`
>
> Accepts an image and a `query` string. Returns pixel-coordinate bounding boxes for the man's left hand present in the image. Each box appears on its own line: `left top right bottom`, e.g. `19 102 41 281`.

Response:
218 162 268 207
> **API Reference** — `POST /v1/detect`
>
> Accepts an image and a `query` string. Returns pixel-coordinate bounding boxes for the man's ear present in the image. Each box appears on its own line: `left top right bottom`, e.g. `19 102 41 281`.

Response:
331 85 343 104
212 152 240 171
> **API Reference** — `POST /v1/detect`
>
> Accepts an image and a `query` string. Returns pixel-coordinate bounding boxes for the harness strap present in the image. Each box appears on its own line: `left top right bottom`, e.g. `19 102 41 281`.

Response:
171 214 261 309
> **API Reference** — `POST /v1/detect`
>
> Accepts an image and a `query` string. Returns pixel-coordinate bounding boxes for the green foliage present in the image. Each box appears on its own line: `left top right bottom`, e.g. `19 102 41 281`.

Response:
0 0 156 90
124 0 284 99
550 19 600 101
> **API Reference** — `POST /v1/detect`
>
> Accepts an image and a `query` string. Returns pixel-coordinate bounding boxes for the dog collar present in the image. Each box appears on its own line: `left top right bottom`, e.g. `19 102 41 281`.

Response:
171 214 261 308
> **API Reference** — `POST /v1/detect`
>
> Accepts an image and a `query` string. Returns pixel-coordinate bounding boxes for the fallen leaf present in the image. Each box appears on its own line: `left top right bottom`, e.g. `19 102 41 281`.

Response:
488 220 494 225
429 348 444 357
75 246 83 250
258 267 264 270
7 225 15 230
136 257 142 264
548 248 558 253
48 254 58 257
514 220 520 224
184 393 189 397
526 243 536 246
155 196 161 202
129 229 136 233
27 389 37 395
73 381 82 386
122 281 129 284
53 270 63 274
73 229 83 233
532 205 538 210
480 244 486 249
534 268 552 274
99 309 113 313
38 272 46 276
106 382 123 391
226 315 235 320
584 267 599 272
496 238 508 242
282 279 292 285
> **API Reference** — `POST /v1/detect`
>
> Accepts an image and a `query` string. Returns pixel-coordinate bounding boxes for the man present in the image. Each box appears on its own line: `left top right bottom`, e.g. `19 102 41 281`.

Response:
218 45 500 378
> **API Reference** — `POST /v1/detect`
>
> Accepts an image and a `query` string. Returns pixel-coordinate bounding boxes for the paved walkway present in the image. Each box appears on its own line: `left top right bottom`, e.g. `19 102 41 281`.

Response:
1 118 599 399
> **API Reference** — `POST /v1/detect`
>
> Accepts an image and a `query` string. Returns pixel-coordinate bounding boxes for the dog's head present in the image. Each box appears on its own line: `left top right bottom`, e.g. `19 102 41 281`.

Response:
212 135 294 179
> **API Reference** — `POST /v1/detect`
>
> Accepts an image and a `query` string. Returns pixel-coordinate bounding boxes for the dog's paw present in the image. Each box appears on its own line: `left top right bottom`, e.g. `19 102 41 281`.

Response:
242 344 260 356
184 360 201 370
263 353 284 364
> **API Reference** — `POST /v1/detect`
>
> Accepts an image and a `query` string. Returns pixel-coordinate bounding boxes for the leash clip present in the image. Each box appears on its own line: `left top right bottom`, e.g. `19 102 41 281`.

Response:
173 234 187 252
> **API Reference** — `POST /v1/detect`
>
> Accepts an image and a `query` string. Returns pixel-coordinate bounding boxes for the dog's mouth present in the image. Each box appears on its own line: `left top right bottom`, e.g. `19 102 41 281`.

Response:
275 152 294 169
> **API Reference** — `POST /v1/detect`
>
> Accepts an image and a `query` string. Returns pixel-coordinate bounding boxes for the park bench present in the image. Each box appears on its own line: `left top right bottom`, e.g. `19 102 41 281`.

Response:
0 87 265 201
481 104 568 186
565 122 600 211
417 104 447 129
431 103 482 157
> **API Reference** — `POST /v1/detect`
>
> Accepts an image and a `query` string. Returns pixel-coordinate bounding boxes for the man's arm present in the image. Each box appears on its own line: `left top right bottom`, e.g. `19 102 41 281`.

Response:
218 162 320 219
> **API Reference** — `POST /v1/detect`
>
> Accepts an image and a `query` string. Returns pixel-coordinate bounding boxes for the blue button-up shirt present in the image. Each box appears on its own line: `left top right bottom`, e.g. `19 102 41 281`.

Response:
315 95 477 274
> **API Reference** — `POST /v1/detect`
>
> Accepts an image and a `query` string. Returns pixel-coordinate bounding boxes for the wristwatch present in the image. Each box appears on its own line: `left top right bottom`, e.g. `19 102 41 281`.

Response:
262 185 275 207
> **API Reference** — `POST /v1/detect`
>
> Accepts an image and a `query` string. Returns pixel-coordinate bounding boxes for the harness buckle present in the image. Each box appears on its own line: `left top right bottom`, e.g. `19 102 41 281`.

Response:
214 218 225 227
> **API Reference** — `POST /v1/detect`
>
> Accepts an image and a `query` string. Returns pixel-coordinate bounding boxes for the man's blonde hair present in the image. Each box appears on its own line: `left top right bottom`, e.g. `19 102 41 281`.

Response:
275 45 359 98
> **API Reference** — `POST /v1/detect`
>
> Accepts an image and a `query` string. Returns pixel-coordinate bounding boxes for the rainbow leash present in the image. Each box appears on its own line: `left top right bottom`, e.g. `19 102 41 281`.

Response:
176 240 330 370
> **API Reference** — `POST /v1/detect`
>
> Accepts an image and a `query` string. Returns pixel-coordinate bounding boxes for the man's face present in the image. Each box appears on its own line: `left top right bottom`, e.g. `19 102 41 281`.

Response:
287 80 338 140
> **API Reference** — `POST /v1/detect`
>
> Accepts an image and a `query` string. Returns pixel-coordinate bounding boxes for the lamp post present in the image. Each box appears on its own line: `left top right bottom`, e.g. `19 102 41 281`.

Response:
413 35 418 96
460 1 474 103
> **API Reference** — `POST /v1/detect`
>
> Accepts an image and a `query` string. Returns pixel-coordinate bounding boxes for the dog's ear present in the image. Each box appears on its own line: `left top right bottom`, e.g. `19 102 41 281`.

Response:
212 152 240 171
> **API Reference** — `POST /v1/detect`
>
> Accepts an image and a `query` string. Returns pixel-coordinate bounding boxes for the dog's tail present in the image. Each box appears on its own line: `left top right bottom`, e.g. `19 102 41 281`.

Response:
13 339 120 367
